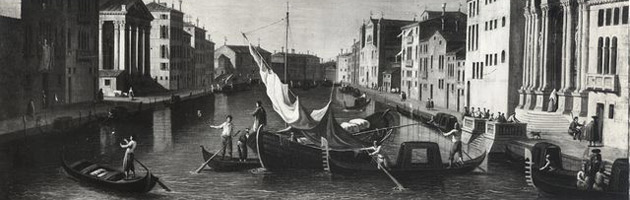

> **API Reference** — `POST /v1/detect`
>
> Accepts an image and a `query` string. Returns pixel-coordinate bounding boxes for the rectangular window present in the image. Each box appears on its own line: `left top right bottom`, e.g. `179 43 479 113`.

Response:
104 79 111 86
608 105 614 119
605 8 612 25
623 6 629 24
161 14 168 19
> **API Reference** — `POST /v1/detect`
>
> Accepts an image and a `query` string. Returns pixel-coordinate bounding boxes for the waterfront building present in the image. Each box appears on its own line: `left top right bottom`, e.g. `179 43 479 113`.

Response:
0 16 26 119
400 8 466 106
358 17 413 89
270 50 320 83
19 0 101 105
98 0 153 96
146 2 184 91
517 0 629 149
184 21 215 88
322 61 337 82
382 66 400 93
465 0 525 115
446 47 466 111
181 30 192 89
214 45 271 84
336 52 352 83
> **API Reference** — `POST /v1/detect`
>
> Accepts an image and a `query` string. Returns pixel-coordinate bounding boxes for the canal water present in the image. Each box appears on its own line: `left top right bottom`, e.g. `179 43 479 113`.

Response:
1 87 545 199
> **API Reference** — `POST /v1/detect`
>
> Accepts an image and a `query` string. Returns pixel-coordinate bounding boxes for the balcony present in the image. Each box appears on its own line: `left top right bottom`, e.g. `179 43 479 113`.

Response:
586 73 618 92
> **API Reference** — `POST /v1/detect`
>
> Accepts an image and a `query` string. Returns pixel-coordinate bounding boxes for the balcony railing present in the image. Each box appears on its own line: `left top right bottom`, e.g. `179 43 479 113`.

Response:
485 121 527 138
586 73 618 92
462 116 486 134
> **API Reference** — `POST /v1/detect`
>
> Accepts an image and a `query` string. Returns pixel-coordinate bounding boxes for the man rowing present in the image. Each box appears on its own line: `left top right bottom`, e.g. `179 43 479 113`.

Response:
442 122 463 168
252 101 267 133
362 141 390 170
119 135 137 179
209 115 234 159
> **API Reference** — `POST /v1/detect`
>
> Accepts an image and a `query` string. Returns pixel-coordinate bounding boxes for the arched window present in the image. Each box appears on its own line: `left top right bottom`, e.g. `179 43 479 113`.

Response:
502 17 506 27
501 50 506 63
611 37 617 74
597 37 603 74
604 37 610 74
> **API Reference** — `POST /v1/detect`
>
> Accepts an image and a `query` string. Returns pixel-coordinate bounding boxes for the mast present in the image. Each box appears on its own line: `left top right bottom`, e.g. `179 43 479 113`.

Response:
284 2 289 83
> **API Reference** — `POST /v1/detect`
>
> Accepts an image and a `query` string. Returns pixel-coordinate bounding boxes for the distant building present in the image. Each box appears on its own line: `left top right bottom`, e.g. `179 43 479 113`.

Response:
359 17 414 88
465 0 525 115
350 40 361 84
184 22 214 88
270 50 320 83
336 52 352 83
321 61 337 82
401 7 466 111
517 0 628 149
214 45 271 84
21 0 101 105
146 2 184 91
382 66 400 93
445 47 466 111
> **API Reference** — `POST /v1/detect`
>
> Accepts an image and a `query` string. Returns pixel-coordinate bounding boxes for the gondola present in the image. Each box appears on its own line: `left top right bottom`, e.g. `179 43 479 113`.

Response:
328 141 487 176
248 110 401 171
200 145 260 172
425 112 459 132
343 99 371 110
61 154 158 193
395 105 423 121
524 142 628 199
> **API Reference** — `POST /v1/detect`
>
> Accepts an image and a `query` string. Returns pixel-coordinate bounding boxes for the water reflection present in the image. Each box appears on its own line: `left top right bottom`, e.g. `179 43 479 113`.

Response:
152 109 173 152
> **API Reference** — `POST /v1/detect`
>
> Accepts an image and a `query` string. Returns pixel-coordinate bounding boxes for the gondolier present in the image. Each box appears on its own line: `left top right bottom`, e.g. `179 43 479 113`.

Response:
210 115 234 159
362 141 390 170
442 122 463 168
119 135 137 179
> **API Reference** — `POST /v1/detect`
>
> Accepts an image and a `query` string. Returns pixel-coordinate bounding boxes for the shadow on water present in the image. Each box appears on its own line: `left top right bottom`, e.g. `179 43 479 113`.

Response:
0 87 545 199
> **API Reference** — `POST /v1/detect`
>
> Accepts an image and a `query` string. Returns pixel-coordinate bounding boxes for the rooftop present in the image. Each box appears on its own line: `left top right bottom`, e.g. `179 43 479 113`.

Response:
145 2 183 14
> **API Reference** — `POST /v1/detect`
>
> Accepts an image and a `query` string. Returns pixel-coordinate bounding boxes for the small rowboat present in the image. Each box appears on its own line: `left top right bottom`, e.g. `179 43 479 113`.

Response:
343 99 371 110
200 145 260 172
61 154 158 193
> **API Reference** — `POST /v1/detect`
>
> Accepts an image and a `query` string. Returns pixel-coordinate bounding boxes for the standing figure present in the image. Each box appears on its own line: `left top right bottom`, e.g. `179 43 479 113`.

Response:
119 135 137 179
583 116 599 147
210 115 234 159
26 99 35 119
547 89 558 112
442 122 463 168
251 100 267 133
128 87 135 100
237 128 250 162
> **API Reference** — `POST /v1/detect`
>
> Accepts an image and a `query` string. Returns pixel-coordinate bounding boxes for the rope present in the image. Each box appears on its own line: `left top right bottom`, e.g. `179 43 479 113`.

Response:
243 18 285 35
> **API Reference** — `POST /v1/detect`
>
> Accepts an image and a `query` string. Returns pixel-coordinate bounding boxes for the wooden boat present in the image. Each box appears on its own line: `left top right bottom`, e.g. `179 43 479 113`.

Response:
200 145 260 172
328 141 487 176
61 154 158 193
395 105 426 121
426 112 459 132
524 142 628 199
343 98 371 110
248 111 406 171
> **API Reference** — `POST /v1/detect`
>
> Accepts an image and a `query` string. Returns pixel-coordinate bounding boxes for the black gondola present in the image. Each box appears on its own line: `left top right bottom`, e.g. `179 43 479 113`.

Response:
328 141 487 175
61 154 158 193
343 99 371 110
200 145 260 172
524 142 628 199
248 111 403 171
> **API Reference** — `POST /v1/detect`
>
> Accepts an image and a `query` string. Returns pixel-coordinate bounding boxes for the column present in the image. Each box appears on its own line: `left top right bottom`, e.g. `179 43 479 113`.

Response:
560 3 568 91
573 0 590 117
138 27 144 75
519 10 531 109
134 25 139 75
114 21 120 70
119 21 126 72
127 25 132 75
145 28 151 76
539 5 550 92
98 20 104 70
578 0 589 93
531 10 540 92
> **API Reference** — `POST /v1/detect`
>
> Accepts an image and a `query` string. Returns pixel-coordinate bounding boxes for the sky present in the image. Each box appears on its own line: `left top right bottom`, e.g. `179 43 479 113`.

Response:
160 0 461 60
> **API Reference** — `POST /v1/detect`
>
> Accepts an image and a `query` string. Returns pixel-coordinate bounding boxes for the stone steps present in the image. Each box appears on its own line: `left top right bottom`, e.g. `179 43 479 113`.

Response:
515 109 570 133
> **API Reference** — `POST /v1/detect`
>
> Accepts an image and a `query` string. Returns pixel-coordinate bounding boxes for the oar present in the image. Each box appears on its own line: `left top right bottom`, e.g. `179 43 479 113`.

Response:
194 145 224 173
134 158 172 192
379 165 406 191
352 123 421 136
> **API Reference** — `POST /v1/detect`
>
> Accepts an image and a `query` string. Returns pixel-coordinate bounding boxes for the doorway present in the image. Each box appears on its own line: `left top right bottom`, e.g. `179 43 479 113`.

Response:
596 103 604 143
430 84 433 99
466 81 471 108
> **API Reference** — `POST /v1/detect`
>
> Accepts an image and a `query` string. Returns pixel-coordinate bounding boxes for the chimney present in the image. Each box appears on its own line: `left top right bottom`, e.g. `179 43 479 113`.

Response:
121 5 126 12
340 49 343 54
442 3 446 16
292 49 295 54
307 50 310 54
179 0 183 11
281 47 284 52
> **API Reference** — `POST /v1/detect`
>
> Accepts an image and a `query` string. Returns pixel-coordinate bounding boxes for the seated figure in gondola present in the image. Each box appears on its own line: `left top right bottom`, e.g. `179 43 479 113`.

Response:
576 163 590 190
539 153 557 172
592 167 607 191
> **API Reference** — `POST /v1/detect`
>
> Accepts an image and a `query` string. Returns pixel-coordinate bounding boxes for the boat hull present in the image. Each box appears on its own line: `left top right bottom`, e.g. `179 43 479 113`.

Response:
200 146 260 172
61 157 157 193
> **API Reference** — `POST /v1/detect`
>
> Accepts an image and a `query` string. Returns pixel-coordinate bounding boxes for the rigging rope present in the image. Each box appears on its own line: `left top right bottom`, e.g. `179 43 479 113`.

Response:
244 18 286 35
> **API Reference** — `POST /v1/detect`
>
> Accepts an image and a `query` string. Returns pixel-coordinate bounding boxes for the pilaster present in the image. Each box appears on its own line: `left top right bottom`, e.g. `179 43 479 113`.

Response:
98 20 104 70
119 21 126 72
